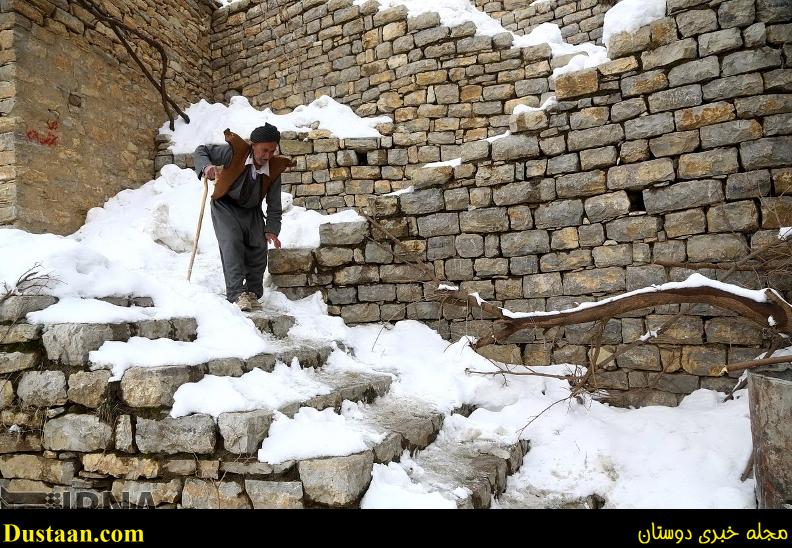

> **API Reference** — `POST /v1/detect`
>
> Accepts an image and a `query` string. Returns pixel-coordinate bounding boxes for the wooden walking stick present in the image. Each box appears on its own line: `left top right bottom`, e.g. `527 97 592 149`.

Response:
187 173 209 281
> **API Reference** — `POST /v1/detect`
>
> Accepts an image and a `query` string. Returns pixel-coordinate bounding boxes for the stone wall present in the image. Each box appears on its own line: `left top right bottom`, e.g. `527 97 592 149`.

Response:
210 0 585 133
473 0 612 46
1 0 215 235
263 0 792 406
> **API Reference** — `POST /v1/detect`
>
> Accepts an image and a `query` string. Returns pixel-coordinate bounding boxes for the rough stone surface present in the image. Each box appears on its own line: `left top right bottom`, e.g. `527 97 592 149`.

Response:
135 415 217 455
298 451 374 507
17 371 67 407
218 410 273 454
245 480 304 509
43 414 113 452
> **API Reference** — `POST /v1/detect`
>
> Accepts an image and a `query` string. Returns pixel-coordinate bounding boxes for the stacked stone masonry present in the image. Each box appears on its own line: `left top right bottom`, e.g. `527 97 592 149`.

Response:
0 0 216 234
472 0 613 46
0 295 527 508
258 0 792 406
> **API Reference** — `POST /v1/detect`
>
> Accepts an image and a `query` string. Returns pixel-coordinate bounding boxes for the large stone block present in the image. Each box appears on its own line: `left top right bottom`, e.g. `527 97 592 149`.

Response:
687 234 748 262
0 352 39 374
417 213 460 237
722 47 782 77
624 113 675 140
268 248 315 275
706 201 759 232
298 451 374 507
43 323 130 366
67 370 111 408
319 221 369 245
699 28 743 56
111 479 182 507
700 120 763 148
491 135 540 161
181 478 251 509
681 345 727 376
245 480 304 509
584 192 630 223
675 102 735 130
459 208 509 233
643 179 724 214
667 56 720 87
606 217 661 242
556 170 606 199
500 230 550 257
554 68 598 99
648 85 702 113
121 366 199 408
43 414 113 452
568 125 624 152
135 415 217 455
0 455 77 484
17 370 66 407
607 159 675 190
563 267 625 295
0 296 57 322
678 148 739 179
534 200 584 229
82 453 159 480
399 188 445 215
641 38 697 70
740 137 792 170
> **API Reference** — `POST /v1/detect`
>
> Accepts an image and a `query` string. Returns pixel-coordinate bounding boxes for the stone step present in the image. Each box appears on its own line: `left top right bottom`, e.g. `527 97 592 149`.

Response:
217 369 394 455
0 295 154 325
494 485 606 509
34 369 396 508
116 341 340 411
397 437 531 509
276 395 446 508
115 387 436 508
40 319 199 367
245 311 296 339
0 296 58 323
120 343 335 410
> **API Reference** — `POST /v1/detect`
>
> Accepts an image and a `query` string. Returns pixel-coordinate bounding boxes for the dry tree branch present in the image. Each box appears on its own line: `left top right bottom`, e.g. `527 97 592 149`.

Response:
68 0 190 131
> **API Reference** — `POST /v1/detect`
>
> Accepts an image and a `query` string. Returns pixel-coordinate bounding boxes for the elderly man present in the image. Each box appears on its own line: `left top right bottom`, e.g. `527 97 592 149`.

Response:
193 123 290 311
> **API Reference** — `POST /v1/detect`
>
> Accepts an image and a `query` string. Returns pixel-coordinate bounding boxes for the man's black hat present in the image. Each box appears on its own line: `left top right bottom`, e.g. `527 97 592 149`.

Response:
250 123 280 143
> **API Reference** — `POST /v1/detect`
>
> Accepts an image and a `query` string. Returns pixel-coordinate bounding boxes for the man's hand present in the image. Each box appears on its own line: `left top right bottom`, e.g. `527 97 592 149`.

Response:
265 232 281 249
203 165 218 180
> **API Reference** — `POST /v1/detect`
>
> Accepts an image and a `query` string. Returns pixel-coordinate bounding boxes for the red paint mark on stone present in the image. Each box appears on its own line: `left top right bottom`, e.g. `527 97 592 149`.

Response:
26 119 60 147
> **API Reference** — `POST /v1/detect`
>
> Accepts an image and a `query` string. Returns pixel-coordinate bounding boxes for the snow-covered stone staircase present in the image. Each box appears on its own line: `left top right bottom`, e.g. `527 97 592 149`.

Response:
0 294 530 508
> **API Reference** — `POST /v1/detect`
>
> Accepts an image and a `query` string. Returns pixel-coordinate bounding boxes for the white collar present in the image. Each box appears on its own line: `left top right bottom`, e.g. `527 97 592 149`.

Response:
246 155 269 176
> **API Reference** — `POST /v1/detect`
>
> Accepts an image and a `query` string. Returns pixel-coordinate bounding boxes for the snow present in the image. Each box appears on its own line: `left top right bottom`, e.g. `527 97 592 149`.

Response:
513 95 558 115
552 49 609 78
438 283 459 291
257 404 386 464
602 0 667 48
486 131 511 142
0 164 361 380
361 461 458 508
160 95 392 155
170 362 334 419
355 0 609 74
27 298 160 324
424 157 462 168
779 226 792 239
492 389 754 509
383 185 414 196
